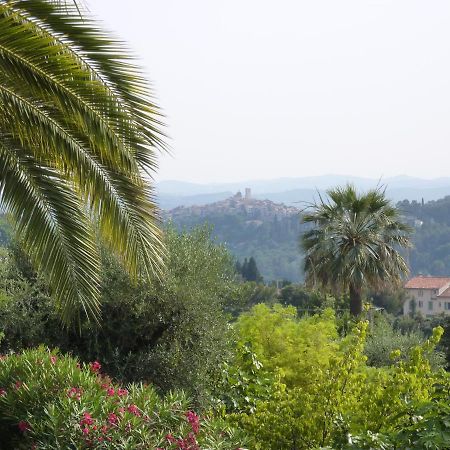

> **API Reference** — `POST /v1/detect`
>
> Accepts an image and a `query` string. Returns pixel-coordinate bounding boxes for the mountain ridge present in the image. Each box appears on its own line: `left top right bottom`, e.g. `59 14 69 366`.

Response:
156 175 450 210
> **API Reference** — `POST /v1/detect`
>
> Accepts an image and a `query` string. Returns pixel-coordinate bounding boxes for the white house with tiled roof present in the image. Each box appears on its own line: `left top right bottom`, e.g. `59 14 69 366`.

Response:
404 275 450 316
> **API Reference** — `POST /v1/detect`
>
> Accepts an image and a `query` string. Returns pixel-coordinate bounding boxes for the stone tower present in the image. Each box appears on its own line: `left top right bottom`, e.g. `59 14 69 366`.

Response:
245 188 251 200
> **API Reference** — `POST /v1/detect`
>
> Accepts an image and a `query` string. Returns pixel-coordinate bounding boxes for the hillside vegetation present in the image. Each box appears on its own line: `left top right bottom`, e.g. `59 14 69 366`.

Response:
165 193 306 281
399 196 450 276
166 193 450 282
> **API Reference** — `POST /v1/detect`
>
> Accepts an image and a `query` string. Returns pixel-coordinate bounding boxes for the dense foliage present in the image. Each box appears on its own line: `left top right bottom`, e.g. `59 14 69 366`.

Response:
0 347 244 449
364 313 446 369
394 313 450 369
236 305 339 388
236 257 263 283
399 196 450 276
0 227 236 404
0 220 449 449
169 210 305 282
222 303 450 449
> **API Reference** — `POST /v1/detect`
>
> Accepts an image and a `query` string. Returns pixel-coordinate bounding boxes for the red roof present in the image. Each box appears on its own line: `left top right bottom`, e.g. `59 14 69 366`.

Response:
438 286 450 298
405 276 450 290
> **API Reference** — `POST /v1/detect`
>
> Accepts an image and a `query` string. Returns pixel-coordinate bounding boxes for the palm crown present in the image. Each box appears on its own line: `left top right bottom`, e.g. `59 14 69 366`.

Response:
0 0 166 323
301 185 411 315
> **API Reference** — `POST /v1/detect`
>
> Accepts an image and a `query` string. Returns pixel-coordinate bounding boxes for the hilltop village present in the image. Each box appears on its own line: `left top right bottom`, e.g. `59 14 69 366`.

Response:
166 189 300 222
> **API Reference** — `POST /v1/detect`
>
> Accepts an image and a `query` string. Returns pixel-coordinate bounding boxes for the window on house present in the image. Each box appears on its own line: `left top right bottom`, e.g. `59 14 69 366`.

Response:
418 301 423 308
446 302 450 311
428 301 433 311
418 290 424 297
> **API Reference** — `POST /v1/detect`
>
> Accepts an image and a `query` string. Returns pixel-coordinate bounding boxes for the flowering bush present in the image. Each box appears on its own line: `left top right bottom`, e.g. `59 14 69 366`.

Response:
0 347 246 449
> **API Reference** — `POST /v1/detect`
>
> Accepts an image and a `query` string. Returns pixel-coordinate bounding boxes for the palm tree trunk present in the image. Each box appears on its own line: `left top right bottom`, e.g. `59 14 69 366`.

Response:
349 284 362 316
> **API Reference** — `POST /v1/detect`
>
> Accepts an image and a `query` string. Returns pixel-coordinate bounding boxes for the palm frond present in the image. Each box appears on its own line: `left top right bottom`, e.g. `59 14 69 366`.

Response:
0 0 166 324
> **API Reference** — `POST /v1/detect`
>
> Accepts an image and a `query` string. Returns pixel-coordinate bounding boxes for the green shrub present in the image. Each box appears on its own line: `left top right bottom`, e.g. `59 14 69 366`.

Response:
235 304 339 388
365 314 446 370
0 347 245 449
278 284 348 314
228 304 450 449
213 343 279 416
225 282 279 317
344 371 450 449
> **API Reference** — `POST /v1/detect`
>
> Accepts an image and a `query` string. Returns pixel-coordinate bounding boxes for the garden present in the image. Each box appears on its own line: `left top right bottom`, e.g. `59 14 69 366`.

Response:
0 226 449 449
0 1 449 449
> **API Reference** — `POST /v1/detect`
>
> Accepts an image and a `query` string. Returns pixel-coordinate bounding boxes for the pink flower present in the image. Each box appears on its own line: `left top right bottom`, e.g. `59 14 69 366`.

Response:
67 387 82 401
90 361 101 373
185 411 200 434
127 404 141 417
14 381 22 390
117 388 128 397
18 420 30 433
107 413 119 426
101 425 108 434
82 427 90 435
0 388 6 396
106 387 115 397
80 412 94 426
166 434 175 443
50 356 57 365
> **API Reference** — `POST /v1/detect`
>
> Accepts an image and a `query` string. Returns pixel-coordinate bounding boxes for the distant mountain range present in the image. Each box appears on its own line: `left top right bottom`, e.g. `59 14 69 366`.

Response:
156 175 450 210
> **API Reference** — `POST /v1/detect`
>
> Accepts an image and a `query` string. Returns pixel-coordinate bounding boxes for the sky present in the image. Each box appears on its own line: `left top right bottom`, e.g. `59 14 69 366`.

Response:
87 1 450 183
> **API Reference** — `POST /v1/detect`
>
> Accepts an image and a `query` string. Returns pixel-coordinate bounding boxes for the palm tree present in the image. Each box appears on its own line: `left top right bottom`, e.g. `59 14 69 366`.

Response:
0 0 166 324
301 185 411 316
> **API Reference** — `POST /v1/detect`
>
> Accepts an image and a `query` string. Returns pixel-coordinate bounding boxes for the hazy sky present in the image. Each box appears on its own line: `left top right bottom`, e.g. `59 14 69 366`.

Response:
88 1 450 183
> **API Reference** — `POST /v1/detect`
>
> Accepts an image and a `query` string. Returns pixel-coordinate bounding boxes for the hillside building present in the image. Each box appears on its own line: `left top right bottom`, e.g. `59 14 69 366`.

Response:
403 275 450 316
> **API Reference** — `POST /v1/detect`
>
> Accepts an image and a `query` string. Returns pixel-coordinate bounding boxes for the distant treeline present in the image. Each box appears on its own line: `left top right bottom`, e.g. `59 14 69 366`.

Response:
398 196 450 276
169 211 306 282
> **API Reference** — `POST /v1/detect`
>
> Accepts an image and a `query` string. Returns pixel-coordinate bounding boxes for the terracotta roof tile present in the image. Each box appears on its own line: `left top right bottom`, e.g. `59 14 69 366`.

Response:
404 276 450 290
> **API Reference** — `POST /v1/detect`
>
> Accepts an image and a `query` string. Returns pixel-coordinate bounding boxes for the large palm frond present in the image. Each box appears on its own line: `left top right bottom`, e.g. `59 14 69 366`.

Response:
0 0 166 324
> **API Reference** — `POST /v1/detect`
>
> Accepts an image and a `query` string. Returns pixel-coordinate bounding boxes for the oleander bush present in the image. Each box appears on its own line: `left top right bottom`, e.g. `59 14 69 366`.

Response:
0 347 246 449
